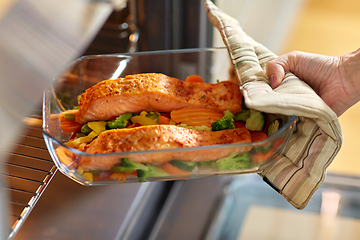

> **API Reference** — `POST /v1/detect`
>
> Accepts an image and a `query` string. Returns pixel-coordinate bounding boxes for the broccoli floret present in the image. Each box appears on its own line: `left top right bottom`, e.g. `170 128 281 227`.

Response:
107 113 133 129
111 158 149 172
197 160 217 169
215 152 251 171
245 110 265 131
211 110 235 131
234 109 250 122
170 160 197 171
211 116 234 131
137 165 169 182
223 110 235 119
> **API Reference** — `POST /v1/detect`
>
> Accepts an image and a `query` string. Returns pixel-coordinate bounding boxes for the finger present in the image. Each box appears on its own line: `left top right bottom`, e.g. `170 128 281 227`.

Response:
265 52 298 88
265 59 286 88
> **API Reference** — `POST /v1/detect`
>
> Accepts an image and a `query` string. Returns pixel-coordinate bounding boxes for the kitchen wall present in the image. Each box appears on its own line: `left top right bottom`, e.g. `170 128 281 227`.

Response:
213 0 304 54
280 0 360 176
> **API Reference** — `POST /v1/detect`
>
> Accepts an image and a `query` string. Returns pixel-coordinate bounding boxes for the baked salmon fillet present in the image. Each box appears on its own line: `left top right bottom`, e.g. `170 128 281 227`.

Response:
76 73 242 124
79 125 251 171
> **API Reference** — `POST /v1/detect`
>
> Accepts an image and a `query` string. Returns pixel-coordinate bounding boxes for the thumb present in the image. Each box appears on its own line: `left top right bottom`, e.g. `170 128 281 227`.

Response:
265 59 286 89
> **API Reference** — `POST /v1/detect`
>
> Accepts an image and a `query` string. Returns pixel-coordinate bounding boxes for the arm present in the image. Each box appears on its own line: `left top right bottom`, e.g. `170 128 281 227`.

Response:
265 48 360 116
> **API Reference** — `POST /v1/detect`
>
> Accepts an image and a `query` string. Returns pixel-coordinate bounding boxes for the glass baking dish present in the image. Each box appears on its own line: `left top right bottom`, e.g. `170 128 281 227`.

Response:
42 48 297 186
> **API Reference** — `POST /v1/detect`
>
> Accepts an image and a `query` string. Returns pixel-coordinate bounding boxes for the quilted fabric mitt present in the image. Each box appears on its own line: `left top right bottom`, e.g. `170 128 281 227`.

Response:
205 0 343 209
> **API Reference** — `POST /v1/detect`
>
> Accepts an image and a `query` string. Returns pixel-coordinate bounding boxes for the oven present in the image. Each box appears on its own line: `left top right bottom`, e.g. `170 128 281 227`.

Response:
6 1 360 240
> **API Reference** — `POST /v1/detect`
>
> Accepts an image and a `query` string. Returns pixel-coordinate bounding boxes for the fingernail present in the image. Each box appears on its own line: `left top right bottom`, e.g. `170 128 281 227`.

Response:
270 75 276 87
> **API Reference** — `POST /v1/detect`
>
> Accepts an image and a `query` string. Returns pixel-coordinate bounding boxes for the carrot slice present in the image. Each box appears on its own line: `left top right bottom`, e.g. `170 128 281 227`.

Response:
251 138 285 163
59 110 83 134
250 151 273 163
159 115 171 125
127 123 141 128
159 163 192 175
109 171 137 183
160 112 171 119
185 75 204 83
170 107 224 127
250 131 268 142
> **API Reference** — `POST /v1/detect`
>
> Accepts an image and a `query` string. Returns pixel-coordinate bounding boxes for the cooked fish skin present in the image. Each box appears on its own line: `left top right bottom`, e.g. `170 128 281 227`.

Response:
79 125 251 171
75 73 242 124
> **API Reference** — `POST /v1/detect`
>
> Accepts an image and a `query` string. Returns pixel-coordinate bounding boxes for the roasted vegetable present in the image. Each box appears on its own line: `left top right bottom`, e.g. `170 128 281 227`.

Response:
64 112 76 120
170 106 224 128
131 115 157 126
137 165 170 182
107 113 133 129
64 131 98 148
245 110 265 131
267 118 283 136
215 152 251 171
170 160 197 171
211 110 235 131
81 123 92 134
87 121 107 134
197 160 217 169
111 158 149 172
59 110 83 134
146 113 160 124
234 109 250 122
160 163 192 175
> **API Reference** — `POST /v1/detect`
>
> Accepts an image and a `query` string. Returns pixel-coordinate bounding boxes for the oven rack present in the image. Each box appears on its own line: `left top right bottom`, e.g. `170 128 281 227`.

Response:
4 114 56 240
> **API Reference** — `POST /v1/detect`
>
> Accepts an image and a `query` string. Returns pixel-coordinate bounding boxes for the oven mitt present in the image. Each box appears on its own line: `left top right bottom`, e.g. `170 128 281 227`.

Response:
205 0 343 209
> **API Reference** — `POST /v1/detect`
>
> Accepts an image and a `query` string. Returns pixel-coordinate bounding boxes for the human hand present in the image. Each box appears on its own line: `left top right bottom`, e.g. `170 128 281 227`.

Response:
265 49 360 116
